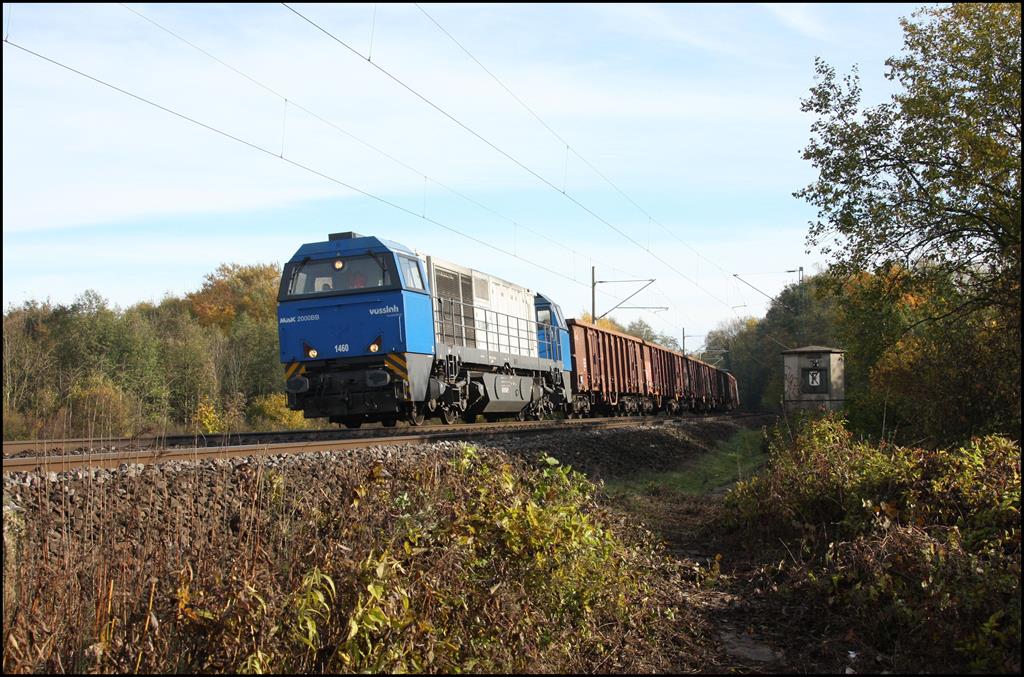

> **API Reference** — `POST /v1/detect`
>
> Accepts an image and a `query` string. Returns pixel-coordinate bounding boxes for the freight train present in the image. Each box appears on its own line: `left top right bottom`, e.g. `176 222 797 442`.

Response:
277 232 739 428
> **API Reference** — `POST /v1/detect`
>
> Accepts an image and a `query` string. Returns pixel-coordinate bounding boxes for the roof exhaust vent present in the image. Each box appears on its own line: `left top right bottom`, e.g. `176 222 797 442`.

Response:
328 231 365 241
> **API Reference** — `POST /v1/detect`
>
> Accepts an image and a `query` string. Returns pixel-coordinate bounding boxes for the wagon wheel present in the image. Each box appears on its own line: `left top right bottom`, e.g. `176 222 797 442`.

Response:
342 418 362 429
381 417 397 428
439 406 459 425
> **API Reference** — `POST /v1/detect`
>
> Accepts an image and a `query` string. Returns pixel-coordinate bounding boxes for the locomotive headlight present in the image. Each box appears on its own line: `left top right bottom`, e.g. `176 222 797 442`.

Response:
306 347 318 358
369 343 379 353
333 259 344 270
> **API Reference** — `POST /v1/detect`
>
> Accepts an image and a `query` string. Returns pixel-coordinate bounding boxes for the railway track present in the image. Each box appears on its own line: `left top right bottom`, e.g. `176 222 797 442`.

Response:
2 412 773 474
3 415 669 457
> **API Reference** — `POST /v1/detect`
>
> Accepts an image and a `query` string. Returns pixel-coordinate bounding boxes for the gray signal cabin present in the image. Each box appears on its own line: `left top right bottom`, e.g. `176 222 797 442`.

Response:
782 346 845 413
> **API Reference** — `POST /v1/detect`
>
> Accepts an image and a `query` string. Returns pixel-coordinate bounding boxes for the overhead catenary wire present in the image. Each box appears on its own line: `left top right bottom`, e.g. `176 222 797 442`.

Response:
415 4 792 353
412 4 743 292
117 3 643 278
115 2 690 335
0 38 586 292
280 3 734 317
14 6 724 347
410 3 804 351
414 8 753 350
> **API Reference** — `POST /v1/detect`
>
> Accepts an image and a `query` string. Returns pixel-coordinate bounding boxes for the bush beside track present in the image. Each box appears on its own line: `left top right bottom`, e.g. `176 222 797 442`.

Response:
725 413 1021 673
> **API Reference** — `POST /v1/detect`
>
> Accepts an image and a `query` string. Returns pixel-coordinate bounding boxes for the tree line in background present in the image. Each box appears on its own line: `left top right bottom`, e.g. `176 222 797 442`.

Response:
576 312 682 352
2 264 305 439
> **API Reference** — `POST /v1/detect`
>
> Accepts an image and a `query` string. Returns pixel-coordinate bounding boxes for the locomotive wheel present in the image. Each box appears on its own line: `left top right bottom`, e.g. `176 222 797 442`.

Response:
342 419 362 429
484 414 501 423
381 417 397 428
439 406 458 425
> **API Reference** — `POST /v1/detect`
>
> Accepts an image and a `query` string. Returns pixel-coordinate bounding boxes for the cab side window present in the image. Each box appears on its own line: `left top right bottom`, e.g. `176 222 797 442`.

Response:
399 256 425 291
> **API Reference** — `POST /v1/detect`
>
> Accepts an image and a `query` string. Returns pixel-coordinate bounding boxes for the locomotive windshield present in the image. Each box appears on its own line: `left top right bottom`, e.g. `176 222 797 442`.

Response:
280 254 397 299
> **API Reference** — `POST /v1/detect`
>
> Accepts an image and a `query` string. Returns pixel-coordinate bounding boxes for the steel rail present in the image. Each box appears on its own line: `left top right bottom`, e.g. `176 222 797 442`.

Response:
2 413 772 474
4 418 614 456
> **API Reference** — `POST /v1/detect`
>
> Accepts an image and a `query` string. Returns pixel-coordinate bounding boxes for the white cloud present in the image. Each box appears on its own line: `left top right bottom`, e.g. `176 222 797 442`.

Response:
759 4 830 42
587 3 743 57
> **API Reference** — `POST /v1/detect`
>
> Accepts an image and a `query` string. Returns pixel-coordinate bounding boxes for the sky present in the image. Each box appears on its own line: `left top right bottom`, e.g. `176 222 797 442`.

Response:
3 2 920 353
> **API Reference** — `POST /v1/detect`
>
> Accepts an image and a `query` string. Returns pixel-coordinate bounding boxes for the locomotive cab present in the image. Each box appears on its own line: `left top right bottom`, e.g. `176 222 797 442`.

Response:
278 232 434 426
534 294 571 366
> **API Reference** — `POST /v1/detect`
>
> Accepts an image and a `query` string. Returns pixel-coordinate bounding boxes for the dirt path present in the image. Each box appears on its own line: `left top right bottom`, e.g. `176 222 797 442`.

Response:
593 415 873 674
611 485 881 674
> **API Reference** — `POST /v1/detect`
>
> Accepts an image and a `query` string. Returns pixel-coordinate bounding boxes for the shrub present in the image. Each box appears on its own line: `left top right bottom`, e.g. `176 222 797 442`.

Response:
247 393 310 430
63 373 144 438
726 414 1021 672
192 394 225 434
2 405 39 440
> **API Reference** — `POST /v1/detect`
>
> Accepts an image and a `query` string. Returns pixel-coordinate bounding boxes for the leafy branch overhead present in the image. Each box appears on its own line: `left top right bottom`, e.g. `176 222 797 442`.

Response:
796 3 1021 320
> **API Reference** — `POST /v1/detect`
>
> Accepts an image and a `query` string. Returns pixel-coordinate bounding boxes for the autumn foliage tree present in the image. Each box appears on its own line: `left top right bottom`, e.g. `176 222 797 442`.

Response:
187 263 281 332
575 311 626 333
796 3 1021 443
1 263 302 439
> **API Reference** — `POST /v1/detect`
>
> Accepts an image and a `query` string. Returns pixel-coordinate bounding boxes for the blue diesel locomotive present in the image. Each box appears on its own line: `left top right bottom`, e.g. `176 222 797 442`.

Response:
278 232 572 427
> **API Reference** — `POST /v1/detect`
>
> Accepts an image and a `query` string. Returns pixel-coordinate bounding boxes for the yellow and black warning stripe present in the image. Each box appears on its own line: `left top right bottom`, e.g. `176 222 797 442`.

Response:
284 361 307 380
383 352 408 381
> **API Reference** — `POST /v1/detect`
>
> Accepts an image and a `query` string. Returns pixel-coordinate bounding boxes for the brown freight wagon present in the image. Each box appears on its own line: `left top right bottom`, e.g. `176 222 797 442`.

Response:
566 319 653 416
566 319 739 416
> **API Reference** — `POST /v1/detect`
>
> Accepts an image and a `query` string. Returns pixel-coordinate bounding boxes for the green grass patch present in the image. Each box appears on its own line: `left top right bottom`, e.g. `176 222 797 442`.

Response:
607 428 766 496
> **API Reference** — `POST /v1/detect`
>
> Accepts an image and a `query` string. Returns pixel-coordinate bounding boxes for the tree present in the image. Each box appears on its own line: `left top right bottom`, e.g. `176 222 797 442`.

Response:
705 275 840 410
797 3 1020 330
2 265 290 439
576 311 626 333
833 265 1020 442
624 318 682 351
797 3 1021 442
187 263 281 332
